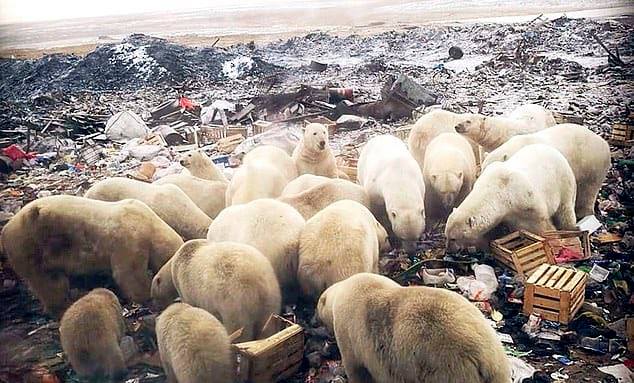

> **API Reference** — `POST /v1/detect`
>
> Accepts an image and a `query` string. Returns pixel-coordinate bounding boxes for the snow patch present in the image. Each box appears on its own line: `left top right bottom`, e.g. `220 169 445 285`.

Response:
222 56 255 79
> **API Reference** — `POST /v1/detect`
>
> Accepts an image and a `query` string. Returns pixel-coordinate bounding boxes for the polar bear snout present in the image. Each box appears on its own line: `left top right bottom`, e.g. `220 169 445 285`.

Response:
319 140 326 150
455 121 468 133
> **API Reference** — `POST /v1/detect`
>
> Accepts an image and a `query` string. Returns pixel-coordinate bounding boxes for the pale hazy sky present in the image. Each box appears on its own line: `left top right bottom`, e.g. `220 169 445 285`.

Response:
0 0 309 24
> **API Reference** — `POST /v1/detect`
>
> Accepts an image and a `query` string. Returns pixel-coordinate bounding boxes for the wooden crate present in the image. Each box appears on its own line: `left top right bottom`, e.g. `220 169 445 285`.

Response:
201 125 248 141
233 315 304 383
490 230 554 279
609 123 634 147
541 230 590 261
523 264 587 324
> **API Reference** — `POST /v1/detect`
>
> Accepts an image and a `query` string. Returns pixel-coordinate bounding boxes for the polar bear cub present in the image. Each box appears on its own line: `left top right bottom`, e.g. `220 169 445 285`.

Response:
446 143 577 250
317 273 511 383
357 134 425 242
298 200 389 299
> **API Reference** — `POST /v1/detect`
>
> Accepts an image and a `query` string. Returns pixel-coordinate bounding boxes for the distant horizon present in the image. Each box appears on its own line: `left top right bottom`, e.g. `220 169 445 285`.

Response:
0 0 354 25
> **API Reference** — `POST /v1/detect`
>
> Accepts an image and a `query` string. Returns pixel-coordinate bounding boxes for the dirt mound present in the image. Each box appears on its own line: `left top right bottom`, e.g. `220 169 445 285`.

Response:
0 34 280 100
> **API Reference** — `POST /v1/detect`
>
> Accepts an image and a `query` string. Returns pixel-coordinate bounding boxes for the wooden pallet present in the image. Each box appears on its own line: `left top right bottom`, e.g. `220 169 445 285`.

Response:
523 264 587 324
490 230 554 279
541 230 590 261
609 123 633 147
233 315 304 383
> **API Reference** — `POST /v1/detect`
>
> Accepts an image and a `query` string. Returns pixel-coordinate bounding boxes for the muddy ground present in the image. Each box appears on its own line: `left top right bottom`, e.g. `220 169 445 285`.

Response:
1 13 633 383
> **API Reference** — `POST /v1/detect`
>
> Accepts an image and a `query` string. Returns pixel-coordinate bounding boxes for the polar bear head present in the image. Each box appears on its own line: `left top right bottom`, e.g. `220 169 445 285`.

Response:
303 123 329 152
454 113 485 138
430 171 464 209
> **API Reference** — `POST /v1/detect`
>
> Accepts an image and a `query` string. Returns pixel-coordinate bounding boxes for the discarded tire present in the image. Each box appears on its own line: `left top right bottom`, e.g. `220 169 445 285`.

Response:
449 46 464 59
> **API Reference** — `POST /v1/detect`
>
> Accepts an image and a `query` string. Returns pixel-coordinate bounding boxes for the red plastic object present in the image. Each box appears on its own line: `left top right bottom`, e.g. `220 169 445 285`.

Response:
179 96 197 111
555 247 584 263
2 144 36 161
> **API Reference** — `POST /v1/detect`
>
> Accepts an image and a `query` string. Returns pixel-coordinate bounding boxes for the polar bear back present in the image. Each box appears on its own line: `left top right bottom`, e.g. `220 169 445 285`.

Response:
507 103 557 131
206 199 305 293
282 174 331 196
244 145 298 182
358 134 423 190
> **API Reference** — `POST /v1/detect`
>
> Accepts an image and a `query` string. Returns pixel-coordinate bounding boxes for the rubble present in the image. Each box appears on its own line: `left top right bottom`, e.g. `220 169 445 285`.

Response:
1 13 633 383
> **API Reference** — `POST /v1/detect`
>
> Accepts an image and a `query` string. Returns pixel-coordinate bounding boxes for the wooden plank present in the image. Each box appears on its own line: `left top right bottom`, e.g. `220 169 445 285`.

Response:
560 291 571 323
532 307 560 322
536 265 558 285
522 231 546 242
571 276 587 300
553 269 575 290
526 263 550 284
523 284 535 313
563 272 585 292
545 267 567 288
519 249 547 265
570 290 585 320
516 241 544 256
532 296 561 310
523 257 549 274
535 285 560 298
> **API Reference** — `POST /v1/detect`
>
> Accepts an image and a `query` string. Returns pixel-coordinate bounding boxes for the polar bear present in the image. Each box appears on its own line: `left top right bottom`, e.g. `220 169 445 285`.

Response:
179 150 228 183
292 123 340 178
154 173 227 218
59 288 126 379
446 144 577 250
278 178 371 220
481 123 611 219
298 200 389 299
455 104 557 152
282 174 331 196
85 177 212 240
152 240 281 342
206 199 305 298
156 302 233 383
407 109 480 169
225 162 288 206
357 134 426 243
317 273 511 383
1 195 183 316
226 145 298 205
243 145 298 182
423 133 477 224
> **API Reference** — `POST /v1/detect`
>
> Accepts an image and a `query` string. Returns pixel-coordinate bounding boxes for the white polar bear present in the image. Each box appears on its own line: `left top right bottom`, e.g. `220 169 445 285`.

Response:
154 240 281 342
278 178 371 220
407 109 481 169
357 134 426 242
282 174 331 196
206 199 305 299
85 177 212 240
179 150 228 183
455 104 557 152
423 132 477 224
292 123 340 178
481 123 611 219
297 200 390 299
445 143 577 250
317 273 511 383
154 173 226 218
226 145 298 205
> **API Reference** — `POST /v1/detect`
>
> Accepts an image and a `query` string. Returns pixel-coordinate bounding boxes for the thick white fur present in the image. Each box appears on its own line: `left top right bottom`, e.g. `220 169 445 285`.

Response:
317 273 511 383
482 123 611 219
180 150 228 183
282 174 331 196
154 173 226 218
445 144 577 249
298 200 389 299
292 123 340 177
206 199 305 297
358 134 426 242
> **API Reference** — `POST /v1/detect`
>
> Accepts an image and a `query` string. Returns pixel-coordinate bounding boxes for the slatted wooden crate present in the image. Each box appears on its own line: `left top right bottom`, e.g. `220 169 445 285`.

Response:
523 264 587 324
542 230 590 261
201 125 249 141
609 123 634 147
490 230 555 279
233 315 304 383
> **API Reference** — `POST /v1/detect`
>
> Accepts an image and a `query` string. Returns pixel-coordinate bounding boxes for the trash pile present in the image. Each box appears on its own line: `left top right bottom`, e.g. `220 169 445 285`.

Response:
1 14 633 383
